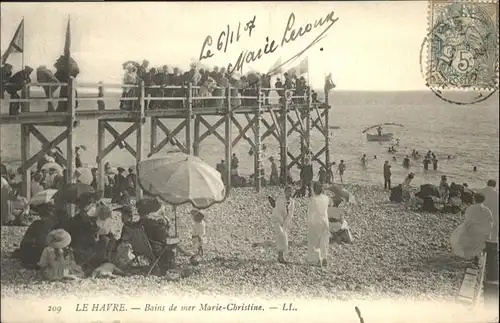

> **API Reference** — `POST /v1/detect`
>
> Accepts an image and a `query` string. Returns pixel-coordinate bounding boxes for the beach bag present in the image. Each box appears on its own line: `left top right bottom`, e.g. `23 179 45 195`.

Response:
268 196 276 208
390 186 403 203
422 196 438 212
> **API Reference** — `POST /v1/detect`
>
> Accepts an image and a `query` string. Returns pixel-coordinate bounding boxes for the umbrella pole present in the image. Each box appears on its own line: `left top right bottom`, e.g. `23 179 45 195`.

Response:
173 205 178 237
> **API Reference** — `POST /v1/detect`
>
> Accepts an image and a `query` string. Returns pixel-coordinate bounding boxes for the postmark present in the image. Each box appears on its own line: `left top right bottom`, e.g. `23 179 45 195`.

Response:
421 0 499 105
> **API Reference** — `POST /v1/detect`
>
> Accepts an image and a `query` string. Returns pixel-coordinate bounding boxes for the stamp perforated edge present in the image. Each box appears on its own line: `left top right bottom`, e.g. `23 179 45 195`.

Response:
425 0 500 92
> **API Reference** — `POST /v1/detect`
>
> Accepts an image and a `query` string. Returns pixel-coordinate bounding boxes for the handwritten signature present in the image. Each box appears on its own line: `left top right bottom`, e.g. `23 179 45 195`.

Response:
199 11 339 75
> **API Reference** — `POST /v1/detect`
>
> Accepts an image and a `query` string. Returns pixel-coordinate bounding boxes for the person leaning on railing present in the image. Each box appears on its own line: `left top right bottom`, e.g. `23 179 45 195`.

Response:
1 63 14 99
36 65 60 112
5 65 34 115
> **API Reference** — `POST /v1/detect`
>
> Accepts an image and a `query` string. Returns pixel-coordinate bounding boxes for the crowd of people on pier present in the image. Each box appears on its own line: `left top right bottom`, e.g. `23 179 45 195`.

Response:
117 59 320 111
1 55 80 115
1 58 323 115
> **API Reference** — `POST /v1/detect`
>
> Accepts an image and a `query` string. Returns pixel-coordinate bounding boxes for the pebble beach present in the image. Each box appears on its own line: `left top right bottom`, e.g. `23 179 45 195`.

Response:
1 184 475 300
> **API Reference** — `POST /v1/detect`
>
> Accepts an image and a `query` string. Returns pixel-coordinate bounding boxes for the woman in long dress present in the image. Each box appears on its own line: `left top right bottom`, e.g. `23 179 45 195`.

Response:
450 193 493 260
307 182 330 267
271 186 295 263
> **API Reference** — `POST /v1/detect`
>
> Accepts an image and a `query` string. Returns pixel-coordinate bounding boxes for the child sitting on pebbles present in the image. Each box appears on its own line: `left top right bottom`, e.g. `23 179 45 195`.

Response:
95 202 116 261
191 209 206 257
38 229 84 281
328 198 353 244
114 205 136 269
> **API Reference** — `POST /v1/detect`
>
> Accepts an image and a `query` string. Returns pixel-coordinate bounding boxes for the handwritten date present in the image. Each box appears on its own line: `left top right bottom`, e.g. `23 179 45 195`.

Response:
199 16 256 61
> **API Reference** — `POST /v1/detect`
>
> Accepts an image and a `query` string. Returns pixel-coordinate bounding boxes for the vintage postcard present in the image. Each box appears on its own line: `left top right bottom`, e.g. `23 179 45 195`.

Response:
0 1 498 323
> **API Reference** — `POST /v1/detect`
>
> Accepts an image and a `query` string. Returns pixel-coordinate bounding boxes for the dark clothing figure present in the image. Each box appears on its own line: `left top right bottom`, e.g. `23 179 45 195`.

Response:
299 164 314 197
231 155 239 170
325 165 334 184
390 185 403 203
63 211 98 266
432 159 438 170
318 167 327 184
112 171 130 204
17 216 60 268
137 217 174 273
6 69 33 115
1 64 13 99
416 184 440 199
216 161 227 184
126 172 137 196
54 55 80 112
275 80 285 103
423 158 431 171
383 163 392 190
75 155 83 169
403 157 410 168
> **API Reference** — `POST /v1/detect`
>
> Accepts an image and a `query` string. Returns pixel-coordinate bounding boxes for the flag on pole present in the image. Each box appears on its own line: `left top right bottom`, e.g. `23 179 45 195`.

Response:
1 19 24 65
324 73 336 92
267 57 282 76
298 57 308 75
64 17 71 80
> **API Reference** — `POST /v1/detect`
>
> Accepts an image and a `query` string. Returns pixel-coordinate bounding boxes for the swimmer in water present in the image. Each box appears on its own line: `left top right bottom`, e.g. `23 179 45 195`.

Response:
403 155 410 168
374 155 377 160
473 166 477 172
361 154 367 166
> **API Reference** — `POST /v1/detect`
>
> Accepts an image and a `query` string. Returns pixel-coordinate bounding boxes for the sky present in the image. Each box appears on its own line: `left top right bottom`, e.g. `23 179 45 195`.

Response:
1 2 428 91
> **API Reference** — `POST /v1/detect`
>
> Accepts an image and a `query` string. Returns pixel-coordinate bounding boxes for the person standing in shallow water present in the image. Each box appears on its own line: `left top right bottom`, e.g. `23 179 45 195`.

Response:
271 186 295 264
337 160 346 184
383 161 392 190
423 156 431 171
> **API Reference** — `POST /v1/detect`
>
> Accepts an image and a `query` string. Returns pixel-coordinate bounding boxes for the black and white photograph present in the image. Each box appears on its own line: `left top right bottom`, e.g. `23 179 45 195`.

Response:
0 2 498 323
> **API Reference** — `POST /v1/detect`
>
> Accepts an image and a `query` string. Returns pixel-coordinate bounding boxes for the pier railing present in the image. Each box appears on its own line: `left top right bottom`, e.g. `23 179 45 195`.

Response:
1 80 319 117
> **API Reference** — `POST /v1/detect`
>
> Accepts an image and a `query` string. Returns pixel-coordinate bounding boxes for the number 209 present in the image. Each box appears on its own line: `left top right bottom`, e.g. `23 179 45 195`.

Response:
48 305 62 313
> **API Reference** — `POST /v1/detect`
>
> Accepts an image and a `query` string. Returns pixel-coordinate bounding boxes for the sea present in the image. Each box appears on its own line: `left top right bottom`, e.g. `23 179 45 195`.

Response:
1 90 498 189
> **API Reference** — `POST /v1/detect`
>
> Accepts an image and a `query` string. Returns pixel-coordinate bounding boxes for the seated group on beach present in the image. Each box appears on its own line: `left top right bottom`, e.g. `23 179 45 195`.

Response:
118 59 317 111
386 170 498 263
10 188 206 281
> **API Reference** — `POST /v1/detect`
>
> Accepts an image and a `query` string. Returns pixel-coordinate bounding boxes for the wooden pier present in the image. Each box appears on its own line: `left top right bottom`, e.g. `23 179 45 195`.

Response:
0 78 332 202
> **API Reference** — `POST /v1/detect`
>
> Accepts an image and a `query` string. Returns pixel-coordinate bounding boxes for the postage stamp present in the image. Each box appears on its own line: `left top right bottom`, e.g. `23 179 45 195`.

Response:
426 0 499 91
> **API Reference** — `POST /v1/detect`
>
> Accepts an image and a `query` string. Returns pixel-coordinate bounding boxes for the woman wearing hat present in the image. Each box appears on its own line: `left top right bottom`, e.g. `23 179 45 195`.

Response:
120 63 139 111
63 193 99 266
16 203 61 269
37 229 84 281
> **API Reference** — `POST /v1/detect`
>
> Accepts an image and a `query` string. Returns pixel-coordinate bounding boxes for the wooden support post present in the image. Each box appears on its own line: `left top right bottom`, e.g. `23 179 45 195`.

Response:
150 117 157 155
97 120 105 195
281 98 288 189
325 90 331 167
484 241 499 307
193 115 201 156
186 83 193 155
135 82 145 201
305 91 312 156
66 78 76 217
225 87 232 192
20 86 31 199
254 87 262 192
